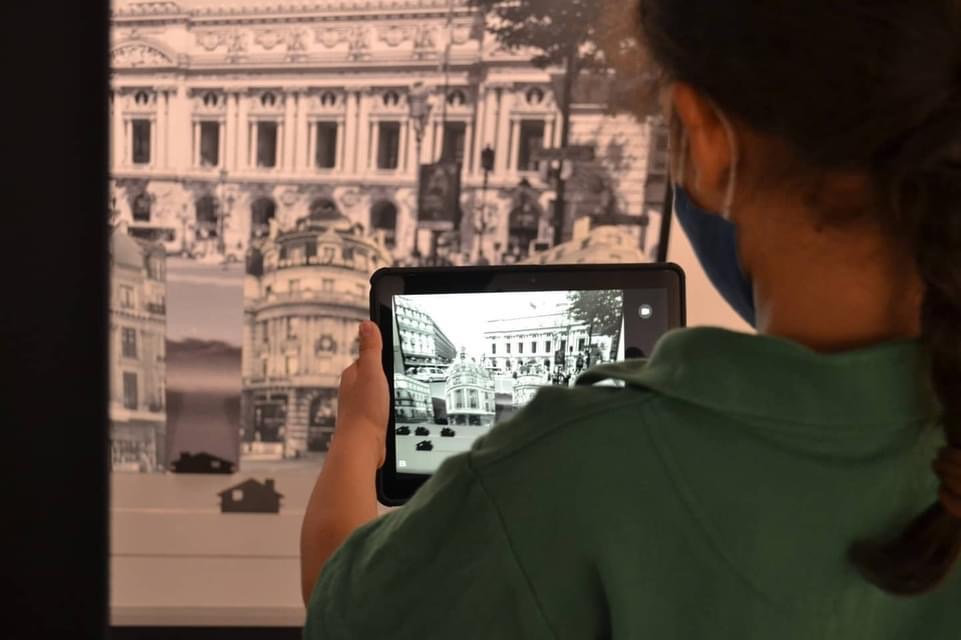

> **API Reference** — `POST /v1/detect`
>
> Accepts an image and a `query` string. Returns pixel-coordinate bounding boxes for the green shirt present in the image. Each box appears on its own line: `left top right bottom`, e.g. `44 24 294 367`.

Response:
306 327 958 639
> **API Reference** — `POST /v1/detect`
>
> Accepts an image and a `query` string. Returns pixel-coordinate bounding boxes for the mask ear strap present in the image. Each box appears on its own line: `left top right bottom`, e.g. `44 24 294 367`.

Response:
708 99 740 219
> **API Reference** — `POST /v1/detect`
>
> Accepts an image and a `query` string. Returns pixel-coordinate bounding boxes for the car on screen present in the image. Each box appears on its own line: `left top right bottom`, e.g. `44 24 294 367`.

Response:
396 426 411 436
416 440 434 451
441 427 456 438
415 426 430 436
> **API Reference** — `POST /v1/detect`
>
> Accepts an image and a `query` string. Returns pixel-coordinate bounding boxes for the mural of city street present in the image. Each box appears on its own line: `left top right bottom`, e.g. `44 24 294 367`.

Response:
106 0 670 626
391 291 624 473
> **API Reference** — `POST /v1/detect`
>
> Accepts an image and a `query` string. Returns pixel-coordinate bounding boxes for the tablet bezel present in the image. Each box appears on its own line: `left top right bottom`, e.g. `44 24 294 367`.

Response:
369 263 686 506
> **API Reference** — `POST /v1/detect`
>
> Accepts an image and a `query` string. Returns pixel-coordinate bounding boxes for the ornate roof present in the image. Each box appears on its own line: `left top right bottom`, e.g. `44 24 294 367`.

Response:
446 350 493 385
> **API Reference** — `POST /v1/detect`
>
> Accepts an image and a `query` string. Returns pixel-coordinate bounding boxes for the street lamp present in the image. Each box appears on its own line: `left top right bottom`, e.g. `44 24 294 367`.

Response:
177 203 192 257
475 145 496 262
216 168 235 257
408 82 433 261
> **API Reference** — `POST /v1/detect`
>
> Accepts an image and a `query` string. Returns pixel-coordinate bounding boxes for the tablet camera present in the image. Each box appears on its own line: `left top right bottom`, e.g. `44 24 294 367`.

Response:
638 304 654 320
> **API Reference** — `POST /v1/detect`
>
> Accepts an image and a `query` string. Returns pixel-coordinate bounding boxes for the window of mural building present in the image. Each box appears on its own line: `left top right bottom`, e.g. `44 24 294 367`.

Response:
518 342 524 354
121 328 137 359
132 119 151 165
441 122 466 164
132 192 152 222
544 340 552 353
315 122 338 169
518 120 545 172
250 197 276 239
119 285 135 309
285 353 299 376
256 121 278 168
377 122 401 170
370 200 398 249
200 121 220 167
287 317 299 339
122 372 138 410
195 195 218 239
531 341 537 353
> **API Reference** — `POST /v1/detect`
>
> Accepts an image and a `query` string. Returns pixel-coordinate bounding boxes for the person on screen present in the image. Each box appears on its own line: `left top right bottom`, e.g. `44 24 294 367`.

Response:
300 1 961 637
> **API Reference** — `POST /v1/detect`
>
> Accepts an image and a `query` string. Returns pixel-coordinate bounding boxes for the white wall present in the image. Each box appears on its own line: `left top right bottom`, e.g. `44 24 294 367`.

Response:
666 217 753 333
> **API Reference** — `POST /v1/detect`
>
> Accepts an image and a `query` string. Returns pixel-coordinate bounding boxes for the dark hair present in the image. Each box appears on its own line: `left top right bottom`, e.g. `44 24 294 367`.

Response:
637 0 961 595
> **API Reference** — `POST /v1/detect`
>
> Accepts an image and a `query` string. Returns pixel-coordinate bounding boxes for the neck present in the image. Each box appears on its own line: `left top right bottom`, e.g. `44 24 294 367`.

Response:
750 222 923 353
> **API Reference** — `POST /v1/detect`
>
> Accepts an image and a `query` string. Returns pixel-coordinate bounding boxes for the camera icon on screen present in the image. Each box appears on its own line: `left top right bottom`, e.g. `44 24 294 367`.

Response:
638 304 654 320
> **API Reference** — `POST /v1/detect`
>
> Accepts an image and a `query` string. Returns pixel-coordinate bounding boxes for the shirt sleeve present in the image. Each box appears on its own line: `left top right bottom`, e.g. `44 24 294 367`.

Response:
303 452 555 640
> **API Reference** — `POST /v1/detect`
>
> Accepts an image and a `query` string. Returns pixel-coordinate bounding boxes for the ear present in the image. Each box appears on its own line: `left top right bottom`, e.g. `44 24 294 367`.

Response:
671 83 734 212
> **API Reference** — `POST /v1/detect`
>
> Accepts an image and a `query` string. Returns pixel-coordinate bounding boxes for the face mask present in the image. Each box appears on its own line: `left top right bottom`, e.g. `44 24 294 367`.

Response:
669 105 757 327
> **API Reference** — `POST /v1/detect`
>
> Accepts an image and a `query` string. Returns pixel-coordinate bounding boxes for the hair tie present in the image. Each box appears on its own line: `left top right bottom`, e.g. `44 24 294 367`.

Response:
932 445 961 519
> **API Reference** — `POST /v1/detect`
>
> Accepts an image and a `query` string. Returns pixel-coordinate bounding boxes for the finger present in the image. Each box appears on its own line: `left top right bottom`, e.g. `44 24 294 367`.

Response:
357 321 383 370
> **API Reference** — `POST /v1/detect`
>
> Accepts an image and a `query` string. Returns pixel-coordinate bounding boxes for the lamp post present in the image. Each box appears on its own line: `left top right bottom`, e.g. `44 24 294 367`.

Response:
474 145 496 263
178 203 192 257
408 83 433 262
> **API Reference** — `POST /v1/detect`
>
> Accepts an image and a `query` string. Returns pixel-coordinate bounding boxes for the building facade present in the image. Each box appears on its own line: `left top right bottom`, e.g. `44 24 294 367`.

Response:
444 352 495 427
394 296 457 372
484 309 615 374
109 227 168 471
109 0 667 267
241 210 391 459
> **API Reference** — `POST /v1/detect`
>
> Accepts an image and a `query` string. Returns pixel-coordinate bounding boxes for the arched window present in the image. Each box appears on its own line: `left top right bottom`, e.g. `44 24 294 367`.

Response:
203 92 219 108
382 90 400 107
369 200 398 249
320 91 337 107
261 92 277 107
309 197 341 220
195 195 218 239
250 197 277 239
525 87 545 106
315 335 337 355
447 89 467 107
134 90 151 106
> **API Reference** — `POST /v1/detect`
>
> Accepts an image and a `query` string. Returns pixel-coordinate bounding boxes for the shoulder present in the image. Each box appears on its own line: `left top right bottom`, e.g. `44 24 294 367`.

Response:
469 384 659 471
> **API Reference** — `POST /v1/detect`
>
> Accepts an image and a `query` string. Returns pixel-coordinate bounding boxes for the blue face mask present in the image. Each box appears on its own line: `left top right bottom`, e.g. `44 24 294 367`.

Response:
673 185 756 327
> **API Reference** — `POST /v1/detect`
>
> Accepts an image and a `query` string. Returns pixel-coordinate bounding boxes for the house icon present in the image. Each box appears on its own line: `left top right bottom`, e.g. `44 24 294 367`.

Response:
170 451 236 474
218 478 283 514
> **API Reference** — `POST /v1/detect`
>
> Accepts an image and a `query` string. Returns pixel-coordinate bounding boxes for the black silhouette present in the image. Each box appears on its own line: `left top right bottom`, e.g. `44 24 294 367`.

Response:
415 426 430 436
218 478 283 514
625 347 646 359
396 425 411 436
416 440 434 451
170 451 235 474
441 427 456 437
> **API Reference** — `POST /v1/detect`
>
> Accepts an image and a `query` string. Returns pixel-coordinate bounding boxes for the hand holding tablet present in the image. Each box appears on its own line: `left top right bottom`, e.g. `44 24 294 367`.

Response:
369 263 685 505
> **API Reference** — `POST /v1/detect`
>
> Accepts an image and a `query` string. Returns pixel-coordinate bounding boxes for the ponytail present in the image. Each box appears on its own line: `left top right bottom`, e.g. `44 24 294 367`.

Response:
849 99 961 595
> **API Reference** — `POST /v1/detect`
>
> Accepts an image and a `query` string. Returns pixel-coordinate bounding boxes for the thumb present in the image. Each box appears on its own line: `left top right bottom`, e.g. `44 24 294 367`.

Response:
357 321 383 368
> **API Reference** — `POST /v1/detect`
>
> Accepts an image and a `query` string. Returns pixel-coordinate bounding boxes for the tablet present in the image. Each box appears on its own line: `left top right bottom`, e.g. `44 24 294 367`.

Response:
370 263 685 505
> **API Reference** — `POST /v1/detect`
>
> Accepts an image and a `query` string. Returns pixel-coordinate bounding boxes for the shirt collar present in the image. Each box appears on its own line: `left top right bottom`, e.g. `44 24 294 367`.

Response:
617 327 940 428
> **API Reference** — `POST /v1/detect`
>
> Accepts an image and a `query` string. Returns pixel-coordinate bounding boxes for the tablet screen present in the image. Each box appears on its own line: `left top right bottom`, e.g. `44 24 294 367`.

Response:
390 287 669 474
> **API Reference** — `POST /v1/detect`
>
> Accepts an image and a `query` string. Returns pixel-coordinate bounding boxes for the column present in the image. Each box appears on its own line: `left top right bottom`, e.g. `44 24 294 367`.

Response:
283 89 297 171
237 90 249 171
343 90 358 175
306 121 315 172
150 111 158 168
123 119 131 165
224 90 236 171
398 116 409 173
494 86 512 176
218 121 226 170
356 89 371 174
193 121 201 167
296 92 310 171
156 89 168 170
111 89 124 171
335 117 345 172
171 83 190 172
369 119 379 171
508 118 520 173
